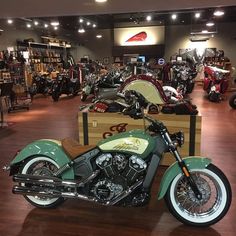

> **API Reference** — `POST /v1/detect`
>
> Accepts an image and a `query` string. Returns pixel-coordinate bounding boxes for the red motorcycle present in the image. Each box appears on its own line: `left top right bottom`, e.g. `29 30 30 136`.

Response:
203 66 229 102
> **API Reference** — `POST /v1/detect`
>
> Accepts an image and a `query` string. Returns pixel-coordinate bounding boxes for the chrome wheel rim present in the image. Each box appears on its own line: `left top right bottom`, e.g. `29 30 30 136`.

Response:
172 169 225 222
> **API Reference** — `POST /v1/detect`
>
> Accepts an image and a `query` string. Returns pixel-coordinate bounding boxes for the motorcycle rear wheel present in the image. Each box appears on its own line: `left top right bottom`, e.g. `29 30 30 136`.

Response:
165 164 231 227
20 156 64 208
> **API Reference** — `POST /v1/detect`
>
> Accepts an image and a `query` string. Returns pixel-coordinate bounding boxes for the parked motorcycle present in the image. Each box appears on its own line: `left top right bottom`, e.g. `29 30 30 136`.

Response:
29 73 52 99
81 68 131 102
203 66 229 102
120 74 198 115
51 72 80 102
229 93 236 109
3 91 231 226
171 64 197 96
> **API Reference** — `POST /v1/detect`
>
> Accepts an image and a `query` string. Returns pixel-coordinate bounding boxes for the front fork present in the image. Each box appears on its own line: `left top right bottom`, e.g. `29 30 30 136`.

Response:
163 129 202 200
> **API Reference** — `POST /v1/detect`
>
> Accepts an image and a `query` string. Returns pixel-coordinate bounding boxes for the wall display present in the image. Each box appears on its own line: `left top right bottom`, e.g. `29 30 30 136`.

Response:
114 26 165 46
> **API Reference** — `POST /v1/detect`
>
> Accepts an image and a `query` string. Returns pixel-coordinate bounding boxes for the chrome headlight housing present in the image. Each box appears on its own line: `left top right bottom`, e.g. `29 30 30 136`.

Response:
170 131 184 147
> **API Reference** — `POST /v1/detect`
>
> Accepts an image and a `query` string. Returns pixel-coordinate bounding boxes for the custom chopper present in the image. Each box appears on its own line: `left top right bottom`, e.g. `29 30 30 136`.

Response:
3 90 231 227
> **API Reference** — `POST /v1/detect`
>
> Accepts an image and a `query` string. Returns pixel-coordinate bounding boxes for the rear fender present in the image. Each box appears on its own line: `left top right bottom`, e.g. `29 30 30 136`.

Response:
157 157 211 200
10 139 74 179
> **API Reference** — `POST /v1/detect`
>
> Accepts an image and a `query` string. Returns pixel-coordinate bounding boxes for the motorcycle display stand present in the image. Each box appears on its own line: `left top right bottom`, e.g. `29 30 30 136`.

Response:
78 112 202 166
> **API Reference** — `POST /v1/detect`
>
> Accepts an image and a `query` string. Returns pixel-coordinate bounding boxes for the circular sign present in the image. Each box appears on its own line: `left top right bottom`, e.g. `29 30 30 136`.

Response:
158 58 165 65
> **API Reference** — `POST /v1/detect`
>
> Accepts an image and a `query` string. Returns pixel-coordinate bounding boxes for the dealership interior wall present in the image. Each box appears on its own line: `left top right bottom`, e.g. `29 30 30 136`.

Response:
1 22 235 67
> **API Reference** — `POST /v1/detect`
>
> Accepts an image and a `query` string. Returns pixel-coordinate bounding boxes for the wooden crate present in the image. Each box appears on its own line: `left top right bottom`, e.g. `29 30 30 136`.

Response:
78 112 201 166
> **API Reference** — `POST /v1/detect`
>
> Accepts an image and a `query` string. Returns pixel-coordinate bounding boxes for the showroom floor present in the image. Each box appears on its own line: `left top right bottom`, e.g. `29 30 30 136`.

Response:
0 86 235 236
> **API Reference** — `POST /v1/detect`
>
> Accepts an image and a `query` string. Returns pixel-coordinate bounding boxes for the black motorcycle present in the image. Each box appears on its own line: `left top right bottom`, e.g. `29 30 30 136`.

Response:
81 69 128 102
51 72 80 102
171 65 197 96
29 74 52 99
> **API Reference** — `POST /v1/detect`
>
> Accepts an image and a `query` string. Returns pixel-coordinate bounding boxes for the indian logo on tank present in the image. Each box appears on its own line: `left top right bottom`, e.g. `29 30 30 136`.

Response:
99 137 149 154
113 138 141 151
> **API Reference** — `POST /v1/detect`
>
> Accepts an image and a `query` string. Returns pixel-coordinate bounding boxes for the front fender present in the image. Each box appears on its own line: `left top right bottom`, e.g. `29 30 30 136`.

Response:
157 157 211 200
10 139 74 179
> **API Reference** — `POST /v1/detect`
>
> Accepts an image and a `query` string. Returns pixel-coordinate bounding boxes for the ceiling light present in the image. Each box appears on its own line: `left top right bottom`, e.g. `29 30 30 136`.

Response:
54 26 58 30
146 15 152 21
195 12 201 18
95 0 107 3
44 24 49 28
0 29 4 32
206 22 215 27
79 18 84 23
78 27 85 33
51 21 59 26
213 10 224 16
171 14 177 20
96 34 102 38
26 24 31 28
87 21 91 26
202 30 209 34
7 19 13 24
34 21 39 26
93 24 97 28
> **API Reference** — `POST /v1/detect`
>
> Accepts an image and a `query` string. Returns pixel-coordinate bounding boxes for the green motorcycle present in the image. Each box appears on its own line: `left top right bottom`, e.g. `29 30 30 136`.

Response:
3 91 231 227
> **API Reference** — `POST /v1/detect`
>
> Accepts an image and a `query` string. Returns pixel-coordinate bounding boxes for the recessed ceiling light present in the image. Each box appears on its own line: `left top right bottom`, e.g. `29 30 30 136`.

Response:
7 19 13 24
93 24 97 28
96 34 102 38
195 12 201 18
87 21 91 26
44 24 49 28
79 18 84 23
0 29 4 32
95 0 107 3
146 15 152 21
26 24 31 28
51 21 59 26
202 30 208 34
171 14 177 20
54 26 58 30
34 21 39 26
206 22 215 27
213 10 224 16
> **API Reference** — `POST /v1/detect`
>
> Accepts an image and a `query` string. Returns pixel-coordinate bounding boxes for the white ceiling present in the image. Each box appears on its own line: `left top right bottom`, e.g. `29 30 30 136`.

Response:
1 0 236 18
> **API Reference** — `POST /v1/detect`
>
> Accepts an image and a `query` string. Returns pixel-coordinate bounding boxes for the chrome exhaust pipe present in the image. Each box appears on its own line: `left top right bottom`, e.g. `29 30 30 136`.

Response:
13 170 100 188
12 185 97 202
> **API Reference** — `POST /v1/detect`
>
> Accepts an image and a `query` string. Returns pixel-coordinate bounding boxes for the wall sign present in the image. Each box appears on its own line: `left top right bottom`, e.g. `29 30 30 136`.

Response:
158 58 165 65
114 26 165 46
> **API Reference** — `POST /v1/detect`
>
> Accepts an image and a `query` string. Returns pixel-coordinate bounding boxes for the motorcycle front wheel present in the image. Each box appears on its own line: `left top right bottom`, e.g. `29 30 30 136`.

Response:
52 91 60 102
20 156 64 208
165 164 231 227
80 92 88 102
229 93 236 109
